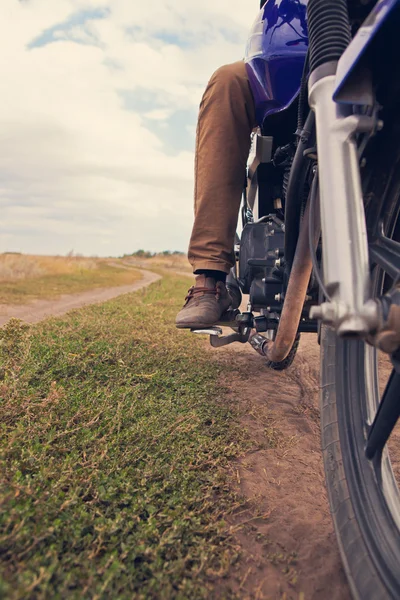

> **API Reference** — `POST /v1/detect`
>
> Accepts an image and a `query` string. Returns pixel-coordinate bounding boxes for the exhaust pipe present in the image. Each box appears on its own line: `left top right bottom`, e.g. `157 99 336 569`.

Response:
249 178 320 362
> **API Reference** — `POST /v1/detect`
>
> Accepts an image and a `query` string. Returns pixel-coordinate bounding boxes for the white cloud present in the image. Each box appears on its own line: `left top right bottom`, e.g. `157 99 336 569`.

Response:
0 0 255 256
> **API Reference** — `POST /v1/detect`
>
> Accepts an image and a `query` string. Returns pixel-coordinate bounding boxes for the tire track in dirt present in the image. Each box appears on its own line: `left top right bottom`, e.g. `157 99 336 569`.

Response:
0 269 160 326
214 333 351 599
175 275 348 596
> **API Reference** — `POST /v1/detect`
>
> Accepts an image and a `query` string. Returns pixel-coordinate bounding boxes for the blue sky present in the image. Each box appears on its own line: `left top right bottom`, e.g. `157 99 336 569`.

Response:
0 0 255 256
28 8 110 48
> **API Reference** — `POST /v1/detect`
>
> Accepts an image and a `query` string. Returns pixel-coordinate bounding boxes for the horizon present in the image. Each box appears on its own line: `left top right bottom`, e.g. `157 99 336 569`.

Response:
0 248 187 258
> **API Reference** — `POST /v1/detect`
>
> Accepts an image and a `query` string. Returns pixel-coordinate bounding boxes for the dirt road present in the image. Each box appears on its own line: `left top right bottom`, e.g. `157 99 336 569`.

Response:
216 333 350 599
0 269 160 326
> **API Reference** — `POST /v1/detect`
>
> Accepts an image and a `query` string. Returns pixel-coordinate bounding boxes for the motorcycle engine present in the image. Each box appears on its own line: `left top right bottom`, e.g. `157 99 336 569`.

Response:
238 215 284 310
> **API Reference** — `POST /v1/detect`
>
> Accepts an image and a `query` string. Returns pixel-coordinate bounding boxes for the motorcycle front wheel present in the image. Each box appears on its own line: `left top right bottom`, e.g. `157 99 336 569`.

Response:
320 117 400 599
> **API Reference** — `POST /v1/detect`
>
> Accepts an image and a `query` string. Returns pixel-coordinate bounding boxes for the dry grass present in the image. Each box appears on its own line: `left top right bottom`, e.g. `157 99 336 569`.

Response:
0 254 141 305
0 254 99 282
124 253 191 273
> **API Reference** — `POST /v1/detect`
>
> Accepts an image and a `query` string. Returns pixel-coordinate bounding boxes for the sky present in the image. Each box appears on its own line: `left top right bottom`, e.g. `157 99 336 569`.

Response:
0 0 255 256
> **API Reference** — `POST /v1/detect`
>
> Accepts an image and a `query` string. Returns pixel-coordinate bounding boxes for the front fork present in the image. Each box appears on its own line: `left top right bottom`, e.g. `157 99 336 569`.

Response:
304 0 400 345
308 70 381 336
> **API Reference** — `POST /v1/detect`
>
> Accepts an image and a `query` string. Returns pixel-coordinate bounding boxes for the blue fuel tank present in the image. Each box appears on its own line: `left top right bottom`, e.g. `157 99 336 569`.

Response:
245 0 309 126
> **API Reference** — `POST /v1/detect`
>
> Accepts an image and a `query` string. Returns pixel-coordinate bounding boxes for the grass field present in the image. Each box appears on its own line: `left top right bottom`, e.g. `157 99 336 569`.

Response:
123 253 191 273
0 254 141 304
0 273 247 599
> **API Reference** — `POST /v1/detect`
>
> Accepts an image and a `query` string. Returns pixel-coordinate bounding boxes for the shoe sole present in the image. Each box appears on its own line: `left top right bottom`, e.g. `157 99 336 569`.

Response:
175 308 239 330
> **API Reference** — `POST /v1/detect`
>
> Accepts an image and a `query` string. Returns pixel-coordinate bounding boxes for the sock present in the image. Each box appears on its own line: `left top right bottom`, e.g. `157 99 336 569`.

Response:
195 269 226 283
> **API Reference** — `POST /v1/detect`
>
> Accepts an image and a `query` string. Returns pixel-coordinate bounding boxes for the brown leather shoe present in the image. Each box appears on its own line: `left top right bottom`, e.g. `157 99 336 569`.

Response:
175 275 232 329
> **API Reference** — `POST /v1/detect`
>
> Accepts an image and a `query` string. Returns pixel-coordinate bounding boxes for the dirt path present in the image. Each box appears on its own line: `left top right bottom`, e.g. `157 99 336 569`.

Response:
214 332 351 599
0 269 160 326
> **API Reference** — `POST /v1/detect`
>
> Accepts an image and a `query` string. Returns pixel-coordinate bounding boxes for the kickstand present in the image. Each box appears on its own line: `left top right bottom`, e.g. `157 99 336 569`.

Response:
209 328 251 347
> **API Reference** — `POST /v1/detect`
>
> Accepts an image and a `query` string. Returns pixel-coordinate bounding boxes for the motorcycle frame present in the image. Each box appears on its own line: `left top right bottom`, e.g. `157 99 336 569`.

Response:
245 0 400 344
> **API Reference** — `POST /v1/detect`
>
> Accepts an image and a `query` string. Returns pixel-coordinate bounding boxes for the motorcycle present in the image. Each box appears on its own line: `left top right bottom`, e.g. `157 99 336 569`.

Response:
192 0 400 597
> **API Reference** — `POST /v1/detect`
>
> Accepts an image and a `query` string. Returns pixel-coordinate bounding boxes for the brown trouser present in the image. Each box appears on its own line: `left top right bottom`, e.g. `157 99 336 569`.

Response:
188 61 256 274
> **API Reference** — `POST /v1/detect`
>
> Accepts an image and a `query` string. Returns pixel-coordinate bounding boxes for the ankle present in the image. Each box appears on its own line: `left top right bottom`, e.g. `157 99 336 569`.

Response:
194 269 226 283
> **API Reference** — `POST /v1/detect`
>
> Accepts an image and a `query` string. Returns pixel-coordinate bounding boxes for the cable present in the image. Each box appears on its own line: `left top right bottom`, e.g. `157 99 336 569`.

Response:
308 170 332 302
296 49 310 134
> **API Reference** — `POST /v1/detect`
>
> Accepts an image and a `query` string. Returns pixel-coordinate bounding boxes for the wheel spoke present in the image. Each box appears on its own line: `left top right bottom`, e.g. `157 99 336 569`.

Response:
369 228 400 280
365 370 400 460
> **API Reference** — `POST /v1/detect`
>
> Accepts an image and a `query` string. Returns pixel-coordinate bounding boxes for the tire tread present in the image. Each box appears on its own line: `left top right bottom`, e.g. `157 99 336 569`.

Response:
320 326 394 600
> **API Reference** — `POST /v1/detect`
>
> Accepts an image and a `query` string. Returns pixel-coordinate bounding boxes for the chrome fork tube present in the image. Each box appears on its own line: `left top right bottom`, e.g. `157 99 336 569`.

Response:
308 73 376 335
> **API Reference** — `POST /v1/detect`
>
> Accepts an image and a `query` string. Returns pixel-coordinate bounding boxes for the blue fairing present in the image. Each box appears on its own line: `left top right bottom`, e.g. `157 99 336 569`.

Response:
334 0 400 102
245 0 308 126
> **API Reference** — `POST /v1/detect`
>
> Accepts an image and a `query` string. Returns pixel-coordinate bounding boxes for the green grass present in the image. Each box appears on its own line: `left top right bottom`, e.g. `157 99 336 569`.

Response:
0 262 141 305
0 274 246 599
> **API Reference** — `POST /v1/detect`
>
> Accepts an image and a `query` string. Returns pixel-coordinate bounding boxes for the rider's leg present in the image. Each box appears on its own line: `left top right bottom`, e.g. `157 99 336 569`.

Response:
176 61 256 329
189 61 256 275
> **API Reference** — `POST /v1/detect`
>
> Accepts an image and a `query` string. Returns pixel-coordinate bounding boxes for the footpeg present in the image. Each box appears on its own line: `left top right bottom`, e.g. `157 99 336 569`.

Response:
191 309 251 348
192 327 222 336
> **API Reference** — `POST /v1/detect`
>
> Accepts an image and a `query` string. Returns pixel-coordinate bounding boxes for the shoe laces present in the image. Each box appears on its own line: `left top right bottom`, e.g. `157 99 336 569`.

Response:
184 286 218 306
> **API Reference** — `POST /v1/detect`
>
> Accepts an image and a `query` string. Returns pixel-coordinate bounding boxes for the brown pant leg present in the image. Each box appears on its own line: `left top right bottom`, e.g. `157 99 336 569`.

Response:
188 61 256 274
